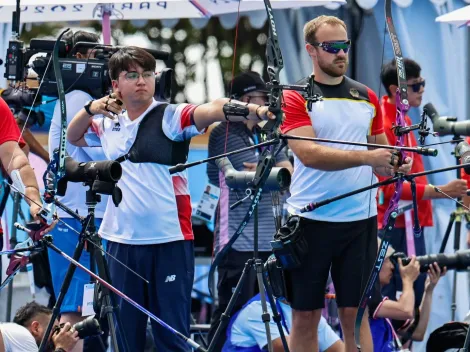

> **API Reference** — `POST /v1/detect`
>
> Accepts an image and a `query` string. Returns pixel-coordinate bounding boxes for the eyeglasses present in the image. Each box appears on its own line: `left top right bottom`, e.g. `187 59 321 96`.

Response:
121 71 155 82
310 40 351 54
407 79 425 93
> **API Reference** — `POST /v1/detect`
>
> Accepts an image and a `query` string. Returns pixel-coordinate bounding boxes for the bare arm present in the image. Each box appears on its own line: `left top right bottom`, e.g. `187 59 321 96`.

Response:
367 132 389 147
0 141 42 215
325 340 345 352
67 106 93 147
375 257 420 320
272 336 290 352
193 98 271 131
286 126 399 172
405 263 444 341
0 326 5 352
375 280 415 320
17 123 49 163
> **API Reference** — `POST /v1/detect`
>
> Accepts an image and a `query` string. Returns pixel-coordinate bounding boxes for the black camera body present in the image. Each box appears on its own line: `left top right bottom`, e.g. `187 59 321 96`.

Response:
33 56 109 99
53 315 102 340
4 38 173 101
390 250 470 273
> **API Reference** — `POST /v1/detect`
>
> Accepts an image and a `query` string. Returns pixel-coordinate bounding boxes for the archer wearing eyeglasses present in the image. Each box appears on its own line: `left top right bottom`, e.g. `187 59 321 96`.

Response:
377 58 467 316
279 15 414 352
67 46 277 352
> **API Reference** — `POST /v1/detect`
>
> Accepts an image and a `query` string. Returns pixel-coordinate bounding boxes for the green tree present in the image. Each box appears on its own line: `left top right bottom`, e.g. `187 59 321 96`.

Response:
20 17 269 103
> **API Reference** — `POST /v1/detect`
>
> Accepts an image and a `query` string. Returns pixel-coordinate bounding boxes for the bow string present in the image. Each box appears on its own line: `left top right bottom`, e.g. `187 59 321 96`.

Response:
354 0 419 349
208 0 287 298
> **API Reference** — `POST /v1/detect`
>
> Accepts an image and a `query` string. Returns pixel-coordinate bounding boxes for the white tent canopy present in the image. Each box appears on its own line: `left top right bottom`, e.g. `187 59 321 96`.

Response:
0 0 345 23
436 5 470 27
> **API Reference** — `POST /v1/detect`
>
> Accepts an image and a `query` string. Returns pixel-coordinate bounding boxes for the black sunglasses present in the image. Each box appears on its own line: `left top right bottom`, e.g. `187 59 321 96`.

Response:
310 40 351 54
407 79 425 93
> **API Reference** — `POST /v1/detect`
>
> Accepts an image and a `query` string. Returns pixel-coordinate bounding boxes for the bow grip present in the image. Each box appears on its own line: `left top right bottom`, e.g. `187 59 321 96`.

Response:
261 106 283 134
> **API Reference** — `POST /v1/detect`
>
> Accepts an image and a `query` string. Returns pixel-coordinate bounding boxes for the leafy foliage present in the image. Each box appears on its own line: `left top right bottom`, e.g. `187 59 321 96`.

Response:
21 17 269 103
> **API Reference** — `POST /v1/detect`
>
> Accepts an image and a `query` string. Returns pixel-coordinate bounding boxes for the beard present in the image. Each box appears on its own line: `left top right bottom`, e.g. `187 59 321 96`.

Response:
318 57 349 78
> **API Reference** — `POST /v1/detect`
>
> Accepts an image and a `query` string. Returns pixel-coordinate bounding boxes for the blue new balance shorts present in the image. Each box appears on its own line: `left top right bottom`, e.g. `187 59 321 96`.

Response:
107 239 194 352
48 217 103 314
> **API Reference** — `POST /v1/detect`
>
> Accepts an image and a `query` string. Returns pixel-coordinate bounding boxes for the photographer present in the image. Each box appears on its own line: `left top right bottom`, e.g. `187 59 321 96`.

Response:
0 96 54 235
45 29 108 352
369 241 446 351
222 292 343 352
378 58 467 310
0 301 78 352
67 46 276 351
207 71 293 350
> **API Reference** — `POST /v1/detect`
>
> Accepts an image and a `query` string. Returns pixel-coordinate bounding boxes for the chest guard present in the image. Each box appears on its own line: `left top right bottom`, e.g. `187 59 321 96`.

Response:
116 104 190 166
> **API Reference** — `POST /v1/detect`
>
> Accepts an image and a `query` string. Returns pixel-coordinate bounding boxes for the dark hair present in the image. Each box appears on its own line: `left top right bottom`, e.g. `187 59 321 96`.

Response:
13 301 52 327
381 58 421 96
108 46 156 80
62 30 100 56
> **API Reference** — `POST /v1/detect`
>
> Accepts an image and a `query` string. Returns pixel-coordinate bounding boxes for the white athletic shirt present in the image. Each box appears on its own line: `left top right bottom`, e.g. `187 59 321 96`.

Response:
229 298 340 350
49 90 108 218
0 323 38 352
280 76 384 222
85 99 202 245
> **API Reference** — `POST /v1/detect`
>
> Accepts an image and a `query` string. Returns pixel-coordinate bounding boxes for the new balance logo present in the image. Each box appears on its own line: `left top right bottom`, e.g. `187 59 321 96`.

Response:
165 275 176 283
112 122 121 131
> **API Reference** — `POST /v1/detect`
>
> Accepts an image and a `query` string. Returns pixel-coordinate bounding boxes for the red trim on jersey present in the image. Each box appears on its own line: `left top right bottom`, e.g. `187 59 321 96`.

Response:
90 120 102 137
172 176 194 240
0 98 25 147
378 96 433 228
280 90 311 134
180 104 198 130
373 296 389 319
366 88 384 135
462 137 470 185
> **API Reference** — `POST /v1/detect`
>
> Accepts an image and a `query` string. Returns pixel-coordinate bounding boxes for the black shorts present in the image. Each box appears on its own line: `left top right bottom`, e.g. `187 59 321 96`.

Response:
285 216 378 311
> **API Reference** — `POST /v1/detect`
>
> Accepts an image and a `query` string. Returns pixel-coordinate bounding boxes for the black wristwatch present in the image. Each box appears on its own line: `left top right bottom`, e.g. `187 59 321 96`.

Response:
84 100 94 116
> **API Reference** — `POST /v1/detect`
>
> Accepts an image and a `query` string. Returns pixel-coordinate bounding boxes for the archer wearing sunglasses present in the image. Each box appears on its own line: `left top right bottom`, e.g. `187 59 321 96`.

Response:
377 58 467 324
279 15 413 352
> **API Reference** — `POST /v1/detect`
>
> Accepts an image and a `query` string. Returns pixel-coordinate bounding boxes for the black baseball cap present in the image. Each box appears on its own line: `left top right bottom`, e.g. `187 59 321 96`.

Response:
230 71 268 99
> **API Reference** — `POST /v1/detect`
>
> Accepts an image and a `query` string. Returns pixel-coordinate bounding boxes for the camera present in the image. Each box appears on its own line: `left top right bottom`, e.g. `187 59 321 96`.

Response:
0 86 45 126
424 102 470 137
52 315 102 339
390 250 470 273
59 155 122 186
44 152 123 206
215 156 291 192
4 38 172 101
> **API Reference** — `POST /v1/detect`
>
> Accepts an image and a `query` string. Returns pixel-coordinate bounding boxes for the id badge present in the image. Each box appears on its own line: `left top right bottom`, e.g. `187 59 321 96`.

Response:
82 283 95 316
193 183 220 222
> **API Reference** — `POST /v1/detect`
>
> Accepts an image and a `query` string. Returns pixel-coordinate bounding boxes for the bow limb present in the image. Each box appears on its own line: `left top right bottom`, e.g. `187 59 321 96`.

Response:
354 0 411 349
40 29 70 224
208 0 285 295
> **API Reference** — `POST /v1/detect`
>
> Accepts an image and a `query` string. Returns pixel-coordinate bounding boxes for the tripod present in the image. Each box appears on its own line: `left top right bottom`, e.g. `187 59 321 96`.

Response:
38 182 129 352
208 202 290 352
438 136 470 321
